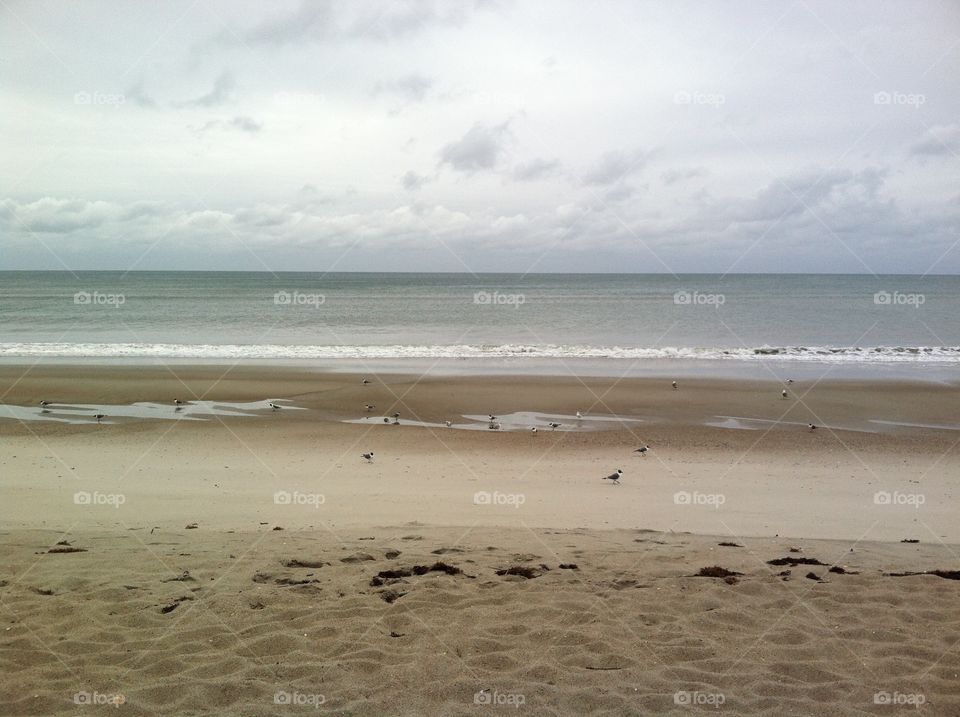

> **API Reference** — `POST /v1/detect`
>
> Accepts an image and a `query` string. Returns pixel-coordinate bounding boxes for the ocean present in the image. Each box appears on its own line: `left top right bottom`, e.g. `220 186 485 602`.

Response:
1 272 957 374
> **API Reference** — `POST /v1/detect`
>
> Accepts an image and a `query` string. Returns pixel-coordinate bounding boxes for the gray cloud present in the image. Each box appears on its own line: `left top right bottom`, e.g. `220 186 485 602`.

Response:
374 74 433 103
401 171 430 191
194 115 263 134
513 158 561 181
910 124 960 156
661 167 706 185
123 80 157 109
583 148 649 186
175 71 235 108
438 121 512 173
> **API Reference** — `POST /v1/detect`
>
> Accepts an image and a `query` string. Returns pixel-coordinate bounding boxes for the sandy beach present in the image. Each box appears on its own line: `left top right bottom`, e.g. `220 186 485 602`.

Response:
1 365 958 715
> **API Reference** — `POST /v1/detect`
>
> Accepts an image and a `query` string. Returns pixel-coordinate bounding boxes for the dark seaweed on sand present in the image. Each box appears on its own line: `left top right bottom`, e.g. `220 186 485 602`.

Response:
886 569 960 581
495 566 541 579
767 556 827 566
47 546 87 554
717 542 743 548
695 566 743 578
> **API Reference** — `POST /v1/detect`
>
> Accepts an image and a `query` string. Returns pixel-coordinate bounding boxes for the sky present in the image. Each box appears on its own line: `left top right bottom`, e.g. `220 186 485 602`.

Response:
1 0 958 274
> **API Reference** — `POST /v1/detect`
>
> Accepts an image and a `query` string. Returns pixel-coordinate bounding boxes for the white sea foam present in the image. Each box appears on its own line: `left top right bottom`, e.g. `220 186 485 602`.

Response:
0 342 958 363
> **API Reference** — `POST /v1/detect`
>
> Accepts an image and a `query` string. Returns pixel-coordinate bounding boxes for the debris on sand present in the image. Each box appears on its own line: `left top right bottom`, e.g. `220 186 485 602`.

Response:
559 563 579 570
412 562 462 576
380 589 406 603
161 571 195 582
185 523 199 530
160 596 194 613
695 566 743 578
384 550 402 559
828 566 859 575
886 569 960 581
495 566 541 579
900 539 919 544
340 553 376 563
717 542 743 548
767 556 827 567
282 559 328 569
47 546 87 554
805 572 823 581
431 548 464 555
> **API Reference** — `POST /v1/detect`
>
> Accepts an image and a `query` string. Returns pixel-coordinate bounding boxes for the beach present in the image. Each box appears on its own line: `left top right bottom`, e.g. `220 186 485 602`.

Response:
1 365 958 714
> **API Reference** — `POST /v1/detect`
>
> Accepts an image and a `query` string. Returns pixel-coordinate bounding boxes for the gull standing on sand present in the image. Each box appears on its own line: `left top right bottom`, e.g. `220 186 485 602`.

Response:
781 390 788 399
365 404 376 412
530 427 538 434
576 411 583 419
808 423 817 431
672 381 678 390
445 420 452 427
94 413 105 423
634 445 650 457
174 398 185 407
602 469 623 485
361 452 375 462
362 378 371 384
39 400 51 412
269 402 281 410
548 422 561 430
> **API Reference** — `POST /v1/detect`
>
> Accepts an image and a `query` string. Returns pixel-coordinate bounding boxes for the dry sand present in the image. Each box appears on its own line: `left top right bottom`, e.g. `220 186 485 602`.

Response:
0 365 958 715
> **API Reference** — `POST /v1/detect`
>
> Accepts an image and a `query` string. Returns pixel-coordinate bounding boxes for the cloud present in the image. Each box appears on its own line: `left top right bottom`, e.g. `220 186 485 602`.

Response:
373 74 433 102
192 115 263 135
661 167 706 185
401 170 430 191
583 147 649 186
123 80 156 108
910 124 960 156
513 158 560 181
237 0 485 46
438 121 512 173
175 71 235 108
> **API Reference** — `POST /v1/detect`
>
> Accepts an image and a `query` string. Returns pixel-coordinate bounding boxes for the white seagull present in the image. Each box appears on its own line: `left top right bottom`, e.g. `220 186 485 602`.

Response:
807 423 817 431
174 398 185 406
362 378 371 384
365 404 376 412
445 420 452 427
672 381 678 390
530 427 538 434
576 411 583 419
94 413 106 423
548 422 561 430
602 469 623 485
269 402 281 410
39 400 51 412
633 445 650 457
361 452 375 462
781 390 789 399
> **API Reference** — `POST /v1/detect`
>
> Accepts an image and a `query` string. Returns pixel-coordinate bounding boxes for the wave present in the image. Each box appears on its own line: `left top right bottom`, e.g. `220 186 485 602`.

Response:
1 343 959 363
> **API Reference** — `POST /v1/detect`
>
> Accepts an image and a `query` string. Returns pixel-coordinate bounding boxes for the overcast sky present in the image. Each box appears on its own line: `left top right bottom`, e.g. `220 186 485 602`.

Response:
1 0 958 274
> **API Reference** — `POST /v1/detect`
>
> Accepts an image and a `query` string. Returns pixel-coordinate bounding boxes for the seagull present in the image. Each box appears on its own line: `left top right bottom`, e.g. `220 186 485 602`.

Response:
633 445 650 457
548 422 561 430
361 452 374 462
488 414 497 421
94 413 105 423
672 381 678 390
392 419 400 425
392 412 400 419
807 423 817 431
365 404 376 412
39 400 51 412
362 378 371 384
488 422 501 430
576 411 583 419
530 427 538 434
602 469 623 485
269 402 281 411
383 417 390 423
786 379 794 384
445 420 452 427
174 398 185 406
781 390 788 399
